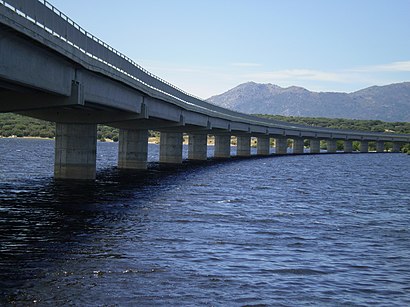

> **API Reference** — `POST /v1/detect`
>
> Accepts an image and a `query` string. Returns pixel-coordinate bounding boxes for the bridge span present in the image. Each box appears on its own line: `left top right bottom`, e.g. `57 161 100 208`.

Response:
1 0 409 180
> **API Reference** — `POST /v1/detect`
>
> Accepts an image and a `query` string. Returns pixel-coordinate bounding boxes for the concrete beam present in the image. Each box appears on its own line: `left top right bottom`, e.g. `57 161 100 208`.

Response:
309 139 320 154
159 132 183 164
257 136 270 156
284 130 301 137
188 134 208 161
0 81 82 113
275 137 287 154
118 129 148 169
54 123 97 180
214 135 231 158
0 26 74 96
237 136 251 157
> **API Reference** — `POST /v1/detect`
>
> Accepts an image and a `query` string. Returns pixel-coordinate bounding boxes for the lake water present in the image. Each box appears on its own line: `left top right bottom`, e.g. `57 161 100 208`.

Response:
0 138 409 306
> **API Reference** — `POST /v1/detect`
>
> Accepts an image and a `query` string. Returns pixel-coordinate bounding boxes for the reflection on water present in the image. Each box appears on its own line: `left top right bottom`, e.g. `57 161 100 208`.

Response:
0 138 410 306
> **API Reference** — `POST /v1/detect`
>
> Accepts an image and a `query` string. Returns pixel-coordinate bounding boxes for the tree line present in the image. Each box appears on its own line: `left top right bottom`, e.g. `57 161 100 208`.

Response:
254 114 410 134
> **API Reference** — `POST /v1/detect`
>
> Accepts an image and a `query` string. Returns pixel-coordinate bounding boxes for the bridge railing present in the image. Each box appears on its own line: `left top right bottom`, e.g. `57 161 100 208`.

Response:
1 0 409 142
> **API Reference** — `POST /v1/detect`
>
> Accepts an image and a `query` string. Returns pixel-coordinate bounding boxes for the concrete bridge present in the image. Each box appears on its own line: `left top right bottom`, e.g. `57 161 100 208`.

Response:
1 0 409 180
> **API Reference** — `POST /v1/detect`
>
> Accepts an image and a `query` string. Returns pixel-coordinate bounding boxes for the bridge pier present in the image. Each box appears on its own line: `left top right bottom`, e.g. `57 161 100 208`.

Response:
275 137 287 154
309 139 320 153
376 141 384 153
159 132 183 164
54 123 97 180
292 138 304 154
257 136 270 156
214 135 231 158
237 136 251 157
360 141 369 153
188 133 208 161
392 142 401 153
118 129 148 169
344 140 353 153
326 139 337 153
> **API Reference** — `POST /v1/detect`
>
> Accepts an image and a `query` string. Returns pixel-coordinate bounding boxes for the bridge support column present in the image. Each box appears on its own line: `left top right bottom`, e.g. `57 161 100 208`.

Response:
54 123 97 180
257 136 270 156
326 140 337 153
214 135 231 158
292 138 304 154
344 140 353 153
360 141 369 153
309 139 320 154
376 141 384 153
188 133 208 161
392 142 401 153
159 132 183 164
118 129 148 169
275 137 287 154
237 136 251 157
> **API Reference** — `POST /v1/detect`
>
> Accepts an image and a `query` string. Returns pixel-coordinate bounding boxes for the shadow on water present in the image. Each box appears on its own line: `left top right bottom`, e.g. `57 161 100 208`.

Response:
0 156 271 303
0 163 177 302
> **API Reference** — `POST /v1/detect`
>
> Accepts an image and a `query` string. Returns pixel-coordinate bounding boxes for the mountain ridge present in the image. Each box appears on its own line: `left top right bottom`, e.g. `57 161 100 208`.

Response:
206 82 410 122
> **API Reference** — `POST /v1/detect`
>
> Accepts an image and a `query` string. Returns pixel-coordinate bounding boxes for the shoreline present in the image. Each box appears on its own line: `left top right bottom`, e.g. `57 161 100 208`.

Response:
0 136 54 140
0 136 219 146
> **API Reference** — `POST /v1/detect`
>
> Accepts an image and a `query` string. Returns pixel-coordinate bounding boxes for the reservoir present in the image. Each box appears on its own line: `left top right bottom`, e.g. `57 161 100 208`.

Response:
0 138 409 306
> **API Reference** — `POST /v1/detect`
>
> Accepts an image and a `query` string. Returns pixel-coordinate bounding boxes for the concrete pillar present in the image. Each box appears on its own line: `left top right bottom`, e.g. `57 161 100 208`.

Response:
237 135 251 157
344 140 353 153
327 139 337 153
118 129 148 169
54 123 97 180
292 138 304 154
214 135 231 158
392 142 401 153
309 139 320 154
376 141 384 153
275 137 287 154
188 133 208 161
159 132 183 164
360 141 369 153
257 136 270 156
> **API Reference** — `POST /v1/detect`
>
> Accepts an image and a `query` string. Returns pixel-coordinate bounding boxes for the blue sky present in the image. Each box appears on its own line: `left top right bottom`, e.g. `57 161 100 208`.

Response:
49 0 410 98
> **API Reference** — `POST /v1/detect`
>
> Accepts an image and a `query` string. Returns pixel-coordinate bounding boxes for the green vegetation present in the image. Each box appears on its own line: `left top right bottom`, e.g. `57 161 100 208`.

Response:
0 113 55 138
0 113 409 153
254 114 410 134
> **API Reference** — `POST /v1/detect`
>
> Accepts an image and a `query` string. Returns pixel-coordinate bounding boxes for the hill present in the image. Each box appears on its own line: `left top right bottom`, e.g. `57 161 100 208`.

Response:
207 82 410 122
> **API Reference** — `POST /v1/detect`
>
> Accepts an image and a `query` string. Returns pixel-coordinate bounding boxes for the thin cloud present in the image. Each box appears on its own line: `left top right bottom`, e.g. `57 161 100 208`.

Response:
230 62 262 67
349 61 410 73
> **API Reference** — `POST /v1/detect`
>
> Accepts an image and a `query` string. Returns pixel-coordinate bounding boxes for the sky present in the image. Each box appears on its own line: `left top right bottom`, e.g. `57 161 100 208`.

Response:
48 0 410 99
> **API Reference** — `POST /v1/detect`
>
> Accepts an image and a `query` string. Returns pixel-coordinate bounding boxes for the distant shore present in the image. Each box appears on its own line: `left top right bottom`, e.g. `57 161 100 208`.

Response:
0 136 54 140
0 135 222 146
0 135 218 146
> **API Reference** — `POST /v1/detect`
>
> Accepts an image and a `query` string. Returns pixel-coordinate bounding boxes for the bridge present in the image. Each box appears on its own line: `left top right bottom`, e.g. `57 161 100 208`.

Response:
0 0 409 180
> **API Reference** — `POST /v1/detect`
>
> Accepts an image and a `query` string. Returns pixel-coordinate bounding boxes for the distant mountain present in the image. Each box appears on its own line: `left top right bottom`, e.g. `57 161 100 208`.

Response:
206 82 410 122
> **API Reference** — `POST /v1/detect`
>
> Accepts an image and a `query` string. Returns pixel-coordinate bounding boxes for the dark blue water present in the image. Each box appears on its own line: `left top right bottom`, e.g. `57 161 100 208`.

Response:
0 138 409 306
